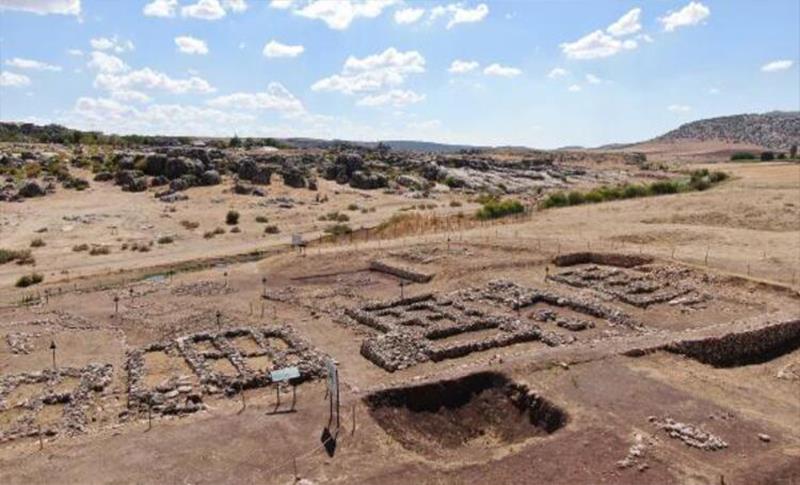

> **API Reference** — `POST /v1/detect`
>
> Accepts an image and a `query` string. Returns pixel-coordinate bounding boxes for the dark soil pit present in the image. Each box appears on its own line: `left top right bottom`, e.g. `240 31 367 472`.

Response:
364 372 567 459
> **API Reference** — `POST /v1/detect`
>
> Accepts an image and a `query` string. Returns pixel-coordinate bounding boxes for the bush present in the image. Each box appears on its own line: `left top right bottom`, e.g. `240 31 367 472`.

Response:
157 236 174 244
0 248 33 265
263 225 280 234
324 224 352 236
347 203 359 211
180 220 199 230
16 273 44 288
89 245 111 256
649 180 681 195
255 215 269 223
731 152 756 161
541 192 569 209
622 184 649 199
476 199 524 220
72 243 89 252
230 226 241 233
449 200 462 207
226 210 240 225
30 238 46 248
760 151 775 161
567 191 585 206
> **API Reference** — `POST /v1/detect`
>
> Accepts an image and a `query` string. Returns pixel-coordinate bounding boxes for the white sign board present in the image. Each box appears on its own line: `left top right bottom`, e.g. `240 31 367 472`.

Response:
270 366 300 382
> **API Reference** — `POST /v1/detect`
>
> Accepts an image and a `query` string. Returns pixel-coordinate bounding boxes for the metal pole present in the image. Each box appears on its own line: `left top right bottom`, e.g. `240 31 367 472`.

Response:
335 368 340 430
291 383 296 411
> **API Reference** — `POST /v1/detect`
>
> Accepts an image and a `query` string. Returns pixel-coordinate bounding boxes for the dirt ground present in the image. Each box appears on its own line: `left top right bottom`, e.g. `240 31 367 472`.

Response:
0 161 799 484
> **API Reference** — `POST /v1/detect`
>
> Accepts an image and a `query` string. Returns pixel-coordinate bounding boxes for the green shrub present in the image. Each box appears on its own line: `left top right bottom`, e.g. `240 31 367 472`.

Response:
30 238 46 248
180 220 199 230
622 184 649 198
0 248 33 265
16 273 44 288
649 180 681 195
476 199 524 220
89 245 111 256
541 192 569 208
760 151 775 161
347 203 359 211
72 243 89 252
324 223 352 236
255 215 269 223
731 152 756 161
449 200 462 207
263 225 280 234
226 210 240 225
157 236 174 244
567 191 585 206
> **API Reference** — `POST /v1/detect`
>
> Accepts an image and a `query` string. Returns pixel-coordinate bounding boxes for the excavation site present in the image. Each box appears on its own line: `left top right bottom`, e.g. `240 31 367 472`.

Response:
1 2 799 484
365 372 567 459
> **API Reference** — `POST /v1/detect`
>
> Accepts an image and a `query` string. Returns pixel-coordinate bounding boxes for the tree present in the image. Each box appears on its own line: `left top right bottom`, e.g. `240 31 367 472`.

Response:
229 135 242 148
790 144 798 159
760 151 775 162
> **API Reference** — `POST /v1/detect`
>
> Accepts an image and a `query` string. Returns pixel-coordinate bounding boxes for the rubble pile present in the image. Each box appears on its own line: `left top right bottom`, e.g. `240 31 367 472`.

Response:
649 416 728 451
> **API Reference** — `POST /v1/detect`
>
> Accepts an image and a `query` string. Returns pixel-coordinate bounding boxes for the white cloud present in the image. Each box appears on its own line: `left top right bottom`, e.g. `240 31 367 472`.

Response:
94 67 216 95
88 51 129 74
181 0 226 20
356 89 425 107
547 67 568 78
5 58 62 72
175 36 209 55
262 40 305 58
561 30 637 60
483 63 521 77
269 0 294 9
0 71 31 87
607 8 641 37
449 59 479 74
294 0 398 30
67 49 83 56
207 82 305 113
585 73 602 84
761 59 793 72
0 0 79 15
638 33 654 43
708 87 720 95
567 84 582 92
71 97 256 135
143 0 177 17
667 104 691 112
660 1 710 32
430 3 489 29
110 89 151 103
312 47 425 94
224 0 247 12
90 36 135 53
394 7 424 24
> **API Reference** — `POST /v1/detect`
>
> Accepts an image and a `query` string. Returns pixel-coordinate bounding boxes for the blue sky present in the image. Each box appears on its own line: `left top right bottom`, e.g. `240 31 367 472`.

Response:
0 0 797 148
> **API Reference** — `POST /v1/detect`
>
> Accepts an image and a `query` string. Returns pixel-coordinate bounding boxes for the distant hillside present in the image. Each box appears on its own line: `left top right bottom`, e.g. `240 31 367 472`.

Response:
654 111 799 150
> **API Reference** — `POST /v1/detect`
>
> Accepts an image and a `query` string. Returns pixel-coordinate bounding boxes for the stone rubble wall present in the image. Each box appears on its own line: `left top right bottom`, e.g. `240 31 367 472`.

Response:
664 318 800 367
126 325 328 417
0 364 113 443
369 260 435 283
552 252 653 268
348 281 625 371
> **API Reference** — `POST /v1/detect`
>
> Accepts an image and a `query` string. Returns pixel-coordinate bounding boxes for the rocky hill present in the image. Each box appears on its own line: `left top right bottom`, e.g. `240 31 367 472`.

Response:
654 111 799 150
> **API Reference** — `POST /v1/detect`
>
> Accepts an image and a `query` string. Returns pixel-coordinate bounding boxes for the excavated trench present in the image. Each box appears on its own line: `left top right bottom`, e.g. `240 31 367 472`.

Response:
665 318 800 367
364 372 567 457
